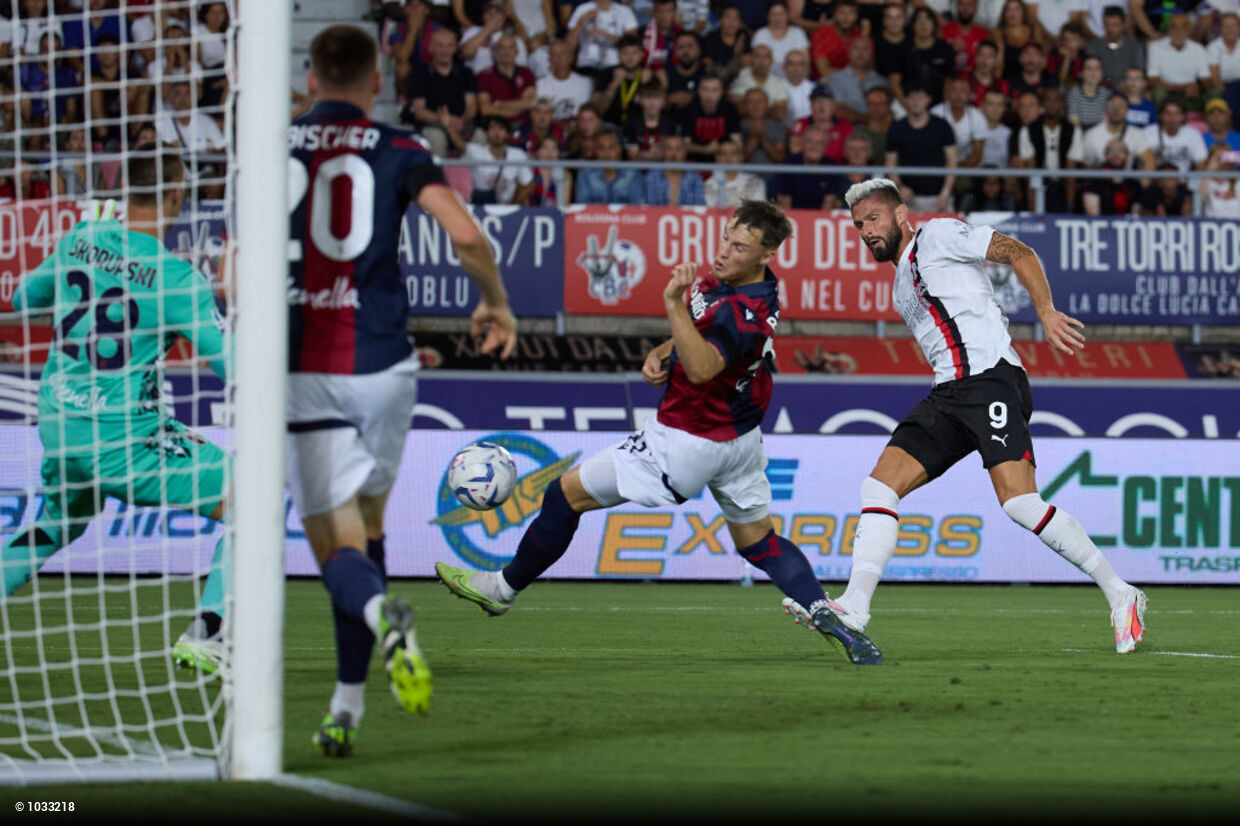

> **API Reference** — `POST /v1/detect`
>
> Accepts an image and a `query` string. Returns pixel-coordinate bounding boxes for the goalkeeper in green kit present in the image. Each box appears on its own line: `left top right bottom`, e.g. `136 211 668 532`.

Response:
1 147 232 672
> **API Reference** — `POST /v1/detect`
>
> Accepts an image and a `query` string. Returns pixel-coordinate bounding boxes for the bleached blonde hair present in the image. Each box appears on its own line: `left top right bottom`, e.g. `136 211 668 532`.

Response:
844 177 901 210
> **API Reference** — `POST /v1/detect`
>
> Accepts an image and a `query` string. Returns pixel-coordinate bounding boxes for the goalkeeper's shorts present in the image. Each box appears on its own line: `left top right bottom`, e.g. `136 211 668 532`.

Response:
39 418 229 519
285 355 419 518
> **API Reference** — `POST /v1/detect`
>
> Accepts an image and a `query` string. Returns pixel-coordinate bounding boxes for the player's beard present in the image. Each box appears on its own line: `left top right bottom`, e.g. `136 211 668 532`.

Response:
867 222 903 263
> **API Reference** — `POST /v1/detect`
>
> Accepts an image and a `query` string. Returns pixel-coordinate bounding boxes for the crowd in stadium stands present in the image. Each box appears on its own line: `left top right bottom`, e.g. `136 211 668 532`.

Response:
374 0 1240 216
0 0 229 199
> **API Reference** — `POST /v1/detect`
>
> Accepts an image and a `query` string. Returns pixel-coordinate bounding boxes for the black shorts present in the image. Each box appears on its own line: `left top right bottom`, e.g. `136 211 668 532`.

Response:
888 359 1035 482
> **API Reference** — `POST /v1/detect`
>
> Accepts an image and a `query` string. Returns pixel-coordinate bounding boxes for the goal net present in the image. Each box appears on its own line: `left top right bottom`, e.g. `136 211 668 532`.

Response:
0 0 287 784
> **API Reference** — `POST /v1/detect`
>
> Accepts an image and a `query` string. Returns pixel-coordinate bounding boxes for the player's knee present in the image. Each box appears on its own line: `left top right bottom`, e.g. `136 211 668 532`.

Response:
1002 492 1056 535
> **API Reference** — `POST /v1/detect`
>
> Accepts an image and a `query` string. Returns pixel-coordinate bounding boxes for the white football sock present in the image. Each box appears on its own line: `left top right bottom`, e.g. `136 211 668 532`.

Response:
330 681 365 723
494 571 517 602
839 477 901 616
362 594 384 636
1002 493 1131 609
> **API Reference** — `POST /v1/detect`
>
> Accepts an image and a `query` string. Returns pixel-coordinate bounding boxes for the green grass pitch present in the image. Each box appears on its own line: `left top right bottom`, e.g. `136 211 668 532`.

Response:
1 580 1237 821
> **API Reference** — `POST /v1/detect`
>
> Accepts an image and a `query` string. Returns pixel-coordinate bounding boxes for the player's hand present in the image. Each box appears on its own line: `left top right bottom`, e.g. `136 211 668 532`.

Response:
642 348 670 386
470 300 519 360
1039 308 1086 355
663 263 698 304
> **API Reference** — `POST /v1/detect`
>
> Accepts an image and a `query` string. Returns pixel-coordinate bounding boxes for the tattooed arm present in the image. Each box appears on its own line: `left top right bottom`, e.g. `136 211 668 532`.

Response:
986 231 1086 355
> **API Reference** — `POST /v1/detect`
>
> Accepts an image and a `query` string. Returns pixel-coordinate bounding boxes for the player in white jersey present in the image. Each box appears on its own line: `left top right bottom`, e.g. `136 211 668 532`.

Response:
788 177 1147 654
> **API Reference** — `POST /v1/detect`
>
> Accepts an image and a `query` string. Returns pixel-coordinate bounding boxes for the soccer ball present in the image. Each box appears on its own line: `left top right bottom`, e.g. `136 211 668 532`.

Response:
447 441 518 510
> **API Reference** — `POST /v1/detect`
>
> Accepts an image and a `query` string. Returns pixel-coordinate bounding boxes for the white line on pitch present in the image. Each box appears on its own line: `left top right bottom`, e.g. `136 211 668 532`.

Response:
272 774 473 822
1061 648 1240 659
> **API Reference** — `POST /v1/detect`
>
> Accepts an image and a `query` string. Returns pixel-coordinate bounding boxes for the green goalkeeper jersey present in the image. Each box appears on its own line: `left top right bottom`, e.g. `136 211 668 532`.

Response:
12 219 229 453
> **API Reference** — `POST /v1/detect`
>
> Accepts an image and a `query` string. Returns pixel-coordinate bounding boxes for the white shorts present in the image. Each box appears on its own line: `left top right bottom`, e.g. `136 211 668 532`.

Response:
578 417 771 523
285 355 419 518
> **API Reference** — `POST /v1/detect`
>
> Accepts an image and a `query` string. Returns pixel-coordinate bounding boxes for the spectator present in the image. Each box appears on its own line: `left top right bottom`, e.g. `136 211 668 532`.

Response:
733 0 774 31
994 0 1050 83
1027 1 1091 40
1082 92 1156 168
20 31 79 129
623 79 676 159
461 1 530 76
1068 55 1108 129
729 44 790 121
146 20 204 111
824 132 878 208
1144 96 1209 170
965 40 1012 106
61 0 127 77
574 127 645 203
8 0 63 58
1207 12 1240 128
1008 41 1059 100
662 30 706 109
1130 0 1201 41
1201 141 1240 217
1140 162 1193 215
537 39 594 126
957 173 1020 210
511 0 557 53
676 0 713 36
1123 66 1157 127
408 28 478 157
701 5 752 84
452 0 489 30
1047 20 1089 88
566 0 639 78
811 0 864 81
790 0 834 33
528 134 573 207
155 78 226 152
790 86 854 160
53 128 93 198
979 88 1014 167
1204 98 1240 149
193 2 230 112
874 2 910 79
740 87 789 166
1007 91 1042 205
477 33 539 125
679 71 742 162
827 36 890 125
465 116 535 204
392 0 441 100
1016 87 1084 211
1084 5 1146 89
643 133 706 205
1081 139 1146 214
642 0 681 72
774 126 837 210
853 85 896 163
890 5 956 108
944 0 994 74
783 50 817 126
90 32 148 150
857 0 893 31
1148 13 1211 107
931 75 989 171
752 1 811 80
513 96 568 154
566 101 606 158
885 82 958 210
598 34 652 126
704 135 768 205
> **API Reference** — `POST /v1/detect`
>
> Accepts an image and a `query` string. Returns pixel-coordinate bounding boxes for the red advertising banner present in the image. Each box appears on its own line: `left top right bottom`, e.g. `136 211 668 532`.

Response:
774 336 1187 379
0 198 86 312
562 205 953 320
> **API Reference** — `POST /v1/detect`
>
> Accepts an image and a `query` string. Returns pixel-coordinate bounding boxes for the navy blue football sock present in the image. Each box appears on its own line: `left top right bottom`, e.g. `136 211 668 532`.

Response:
738 530 826 610
501 478 581 591
333 603 375 683
320 546 386 621
367 535 387 587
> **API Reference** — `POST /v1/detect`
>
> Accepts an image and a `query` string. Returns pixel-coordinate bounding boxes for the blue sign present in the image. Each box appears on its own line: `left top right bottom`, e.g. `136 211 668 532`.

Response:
982 215 1240 325
402 206 563 317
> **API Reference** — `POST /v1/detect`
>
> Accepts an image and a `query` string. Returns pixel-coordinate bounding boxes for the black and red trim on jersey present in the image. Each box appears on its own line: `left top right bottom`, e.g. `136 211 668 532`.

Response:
909 230 970 381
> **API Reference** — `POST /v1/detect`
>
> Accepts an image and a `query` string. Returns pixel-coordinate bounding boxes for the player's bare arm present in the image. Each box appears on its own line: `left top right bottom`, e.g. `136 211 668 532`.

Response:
985 231 1085 356
663 263 725 385
642 338 675 386
417 183 519 359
